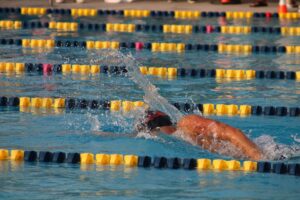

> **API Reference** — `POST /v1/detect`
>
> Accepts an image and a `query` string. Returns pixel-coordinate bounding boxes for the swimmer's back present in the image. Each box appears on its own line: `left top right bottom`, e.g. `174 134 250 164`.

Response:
177 114 213 127
177 114 216 140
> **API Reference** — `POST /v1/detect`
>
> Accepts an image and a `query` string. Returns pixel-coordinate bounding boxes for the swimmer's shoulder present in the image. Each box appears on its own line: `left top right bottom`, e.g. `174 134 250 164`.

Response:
177 114 209 126
180 114 201 121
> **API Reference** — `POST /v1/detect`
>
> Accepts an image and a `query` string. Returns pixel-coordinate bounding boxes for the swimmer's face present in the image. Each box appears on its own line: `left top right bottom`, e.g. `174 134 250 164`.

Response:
134 122 159 135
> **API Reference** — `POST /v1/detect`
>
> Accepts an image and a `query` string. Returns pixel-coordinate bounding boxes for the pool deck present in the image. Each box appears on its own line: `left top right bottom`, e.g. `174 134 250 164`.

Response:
0 0 279 12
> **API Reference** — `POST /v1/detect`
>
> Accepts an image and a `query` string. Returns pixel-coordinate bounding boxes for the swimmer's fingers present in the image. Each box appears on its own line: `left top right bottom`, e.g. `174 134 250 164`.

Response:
93 131 138 138
93 131 116 137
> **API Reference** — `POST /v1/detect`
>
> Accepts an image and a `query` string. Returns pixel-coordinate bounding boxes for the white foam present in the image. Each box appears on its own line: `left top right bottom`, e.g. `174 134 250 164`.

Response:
86 112 101 131
292 134 300 143
254 135 300 160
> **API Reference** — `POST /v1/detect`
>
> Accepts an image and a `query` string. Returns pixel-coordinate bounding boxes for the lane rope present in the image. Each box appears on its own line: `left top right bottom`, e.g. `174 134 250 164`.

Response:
1 62 299 81
1 7 300 20
0 148 299 176
0 38 298 54
0 96 299 117
2 20 300 36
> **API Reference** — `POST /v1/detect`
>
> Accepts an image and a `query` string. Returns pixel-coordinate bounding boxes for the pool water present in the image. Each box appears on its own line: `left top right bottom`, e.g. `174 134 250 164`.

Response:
1 10 300 199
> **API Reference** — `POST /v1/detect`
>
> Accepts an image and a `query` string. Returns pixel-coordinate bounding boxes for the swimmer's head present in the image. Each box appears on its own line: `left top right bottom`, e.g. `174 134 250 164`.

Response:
135 110 173 132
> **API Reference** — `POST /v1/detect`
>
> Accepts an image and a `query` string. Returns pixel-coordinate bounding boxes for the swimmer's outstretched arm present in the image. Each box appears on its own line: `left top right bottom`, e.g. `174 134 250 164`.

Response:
93 131 138 138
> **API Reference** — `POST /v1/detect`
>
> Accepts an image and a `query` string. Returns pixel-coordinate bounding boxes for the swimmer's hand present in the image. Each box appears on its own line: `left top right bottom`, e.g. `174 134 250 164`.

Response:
93 131 137 138
134 123 160 137
93 131 116 136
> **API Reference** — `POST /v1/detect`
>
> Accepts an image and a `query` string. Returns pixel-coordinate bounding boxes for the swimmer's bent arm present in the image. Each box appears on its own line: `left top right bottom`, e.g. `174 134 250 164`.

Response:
177 115 262 160
209 121 262 160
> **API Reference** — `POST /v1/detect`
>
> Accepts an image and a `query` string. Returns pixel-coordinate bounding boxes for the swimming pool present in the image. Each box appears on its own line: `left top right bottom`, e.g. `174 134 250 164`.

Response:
0 7 300 199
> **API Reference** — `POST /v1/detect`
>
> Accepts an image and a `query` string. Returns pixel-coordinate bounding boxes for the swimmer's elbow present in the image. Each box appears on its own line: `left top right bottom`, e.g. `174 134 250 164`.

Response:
249 151 262 161
247 147 263 160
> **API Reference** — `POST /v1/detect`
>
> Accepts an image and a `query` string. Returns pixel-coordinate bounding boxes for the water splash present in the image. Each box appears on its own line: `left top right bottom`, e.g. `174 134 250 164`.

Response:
127 56 184 122
292 134 300 143
86 112 101 131
95 49 184 122
254 135 300 160
136 131 161 141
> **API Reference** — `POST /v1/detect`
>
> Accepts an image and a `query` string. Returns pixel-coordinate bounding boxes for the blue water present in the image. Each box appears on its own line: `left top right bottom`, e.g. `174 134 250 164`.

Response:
1 12 300 199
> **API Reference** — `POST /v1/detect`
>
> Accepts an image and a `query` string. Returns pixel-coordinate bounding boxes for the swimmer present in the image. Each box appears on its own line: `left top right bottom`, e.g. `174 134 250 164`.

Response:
135 110 263 160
